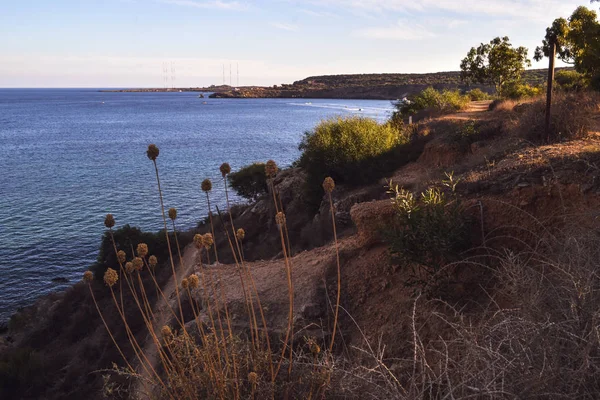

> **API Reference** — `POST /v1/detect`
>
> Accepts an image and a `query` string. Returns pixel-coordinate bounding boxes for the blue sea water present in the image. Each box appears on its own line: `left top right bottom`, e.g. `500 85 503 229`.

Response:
0 89 394 324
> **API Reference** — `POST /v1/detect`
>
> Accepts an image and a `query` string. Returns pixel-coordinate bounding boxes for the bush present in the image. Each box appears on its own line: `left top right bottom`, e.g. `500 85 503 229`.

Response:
298 116 403 186
466 88 493 101
555 70 590 91
89 224 193 278
394 87 470 118
503 81 542 99
513 92 599 143
0 347 45 398
383 175 471 291
228 163 268 201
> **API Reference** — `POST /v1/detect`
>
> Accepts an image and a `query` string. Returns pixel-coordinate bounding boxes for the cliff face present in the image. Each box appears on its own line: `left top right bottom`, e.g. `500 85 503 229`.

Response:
3 102 600 399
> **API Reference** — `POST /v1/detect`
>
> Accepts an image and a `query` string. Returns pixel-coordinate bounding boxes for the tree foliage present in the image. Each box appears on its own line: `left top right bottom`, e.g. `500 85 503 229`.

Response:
460 36 531 96
228 163 268 201
534 6 600 87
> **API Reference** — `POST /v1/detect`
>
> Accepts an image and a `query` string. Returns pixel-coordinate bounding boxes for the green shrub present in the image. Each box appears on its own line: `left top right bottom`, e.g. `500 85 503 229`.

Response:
229 163 268 201
503 81 542 99
394 87 470 118
0 348 45 398
89 224 193 278
298 116 413 208
466 88 493 101
298 116 403 184
383 175 471 291
555 70 590 91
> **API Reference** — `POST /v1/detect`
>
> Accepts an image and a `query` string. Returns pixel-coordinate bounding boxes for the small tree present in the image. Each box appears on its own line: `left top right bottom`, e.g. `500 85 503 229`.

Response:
534 6 600 88
460 36 531 96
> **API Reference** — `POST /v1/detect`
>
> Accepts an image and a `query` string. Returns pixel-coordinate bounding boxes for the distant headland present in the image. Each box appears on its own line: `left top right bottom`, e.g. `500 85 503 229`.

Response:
100 68 566 100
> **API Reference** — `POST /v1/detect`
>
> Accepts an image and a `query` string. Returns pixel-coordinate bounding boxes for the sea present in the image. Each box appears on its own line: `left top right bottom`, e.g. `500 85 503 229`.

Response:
0 89 395 324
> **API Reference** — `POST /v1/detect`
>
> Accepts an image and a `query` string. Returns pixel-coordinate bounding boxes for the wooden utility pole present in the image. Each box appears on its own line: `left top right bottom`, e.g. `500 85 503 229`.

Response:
545 39 556 143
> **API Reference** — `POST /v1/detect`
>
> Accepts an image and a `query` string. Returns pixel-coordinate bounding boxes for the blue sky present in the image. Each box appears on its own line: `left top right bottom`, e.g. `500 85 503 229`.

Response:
0 0 594 87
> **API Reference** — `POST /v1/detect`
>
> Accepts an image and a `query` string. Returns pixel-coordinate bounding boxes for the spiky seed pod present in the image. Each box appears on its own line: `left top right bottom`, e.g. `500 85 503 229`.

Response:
201 179 212 192
193 234 203 249
311 342 321 355
117 250 126 264
202 233 214 249
146 144 159 161
220 163 231 177
104 214 115 229
275 211 286 227
323 177 335 193
161 325 173 338
125 261 135 274
248 372 258 385
148 255 158 268
83 271 94 283
188 274 199 289
133 257 144 271
265 160 278 178
236 228 245 241
307 338 321 355
104 268 118 287
168 207 177 220
181 278 189 289
136 243 149 258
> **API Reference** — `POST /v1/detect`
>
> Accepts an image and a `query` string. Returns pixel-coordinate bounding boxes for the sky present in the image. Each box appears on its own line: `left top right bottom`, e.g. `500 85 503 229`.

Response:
0 0 595 88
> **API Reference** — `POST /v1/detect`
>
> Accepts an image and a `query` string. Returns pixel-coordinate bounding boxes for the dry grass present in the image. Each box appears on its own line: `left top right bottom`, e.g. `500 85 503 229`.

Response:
85 146 343 400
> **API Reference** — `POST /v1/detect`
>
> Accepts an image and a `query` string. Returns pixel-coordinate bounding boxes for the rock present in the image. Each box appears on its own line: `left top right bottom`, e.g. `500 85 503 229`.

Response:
350 200 395 246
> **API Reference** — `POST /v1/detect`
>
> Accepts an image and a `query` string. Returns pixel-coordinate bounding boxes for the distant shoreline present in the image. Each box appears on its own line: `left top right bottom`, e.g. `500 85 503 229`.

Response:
99 68 570 100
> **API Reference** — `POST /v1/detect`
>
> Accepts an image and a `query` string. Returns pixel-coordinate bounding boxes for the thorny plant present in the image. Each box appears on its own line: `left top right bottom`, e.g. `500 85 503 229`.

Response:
83 145 343 399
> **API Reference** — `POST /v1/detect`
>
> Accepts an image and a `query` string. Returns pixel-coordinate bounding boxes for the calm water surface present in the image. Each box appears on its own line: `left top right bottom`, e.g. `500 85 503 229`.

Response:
0 89 394 323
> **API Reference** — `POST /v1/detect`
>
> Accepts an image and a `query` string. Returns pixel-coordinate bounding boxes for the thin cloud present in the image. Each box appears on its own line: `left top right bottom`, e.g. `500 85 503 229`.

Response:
355 20 434 40
298 8 338 18
304 0 581 22
160 0 247 10
271 22 299 31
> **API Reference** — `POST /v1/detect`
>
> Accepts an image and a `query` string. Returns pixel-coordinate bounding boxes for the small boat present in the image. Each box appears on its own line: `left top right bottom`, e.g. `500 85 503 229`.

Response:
198 94 205 98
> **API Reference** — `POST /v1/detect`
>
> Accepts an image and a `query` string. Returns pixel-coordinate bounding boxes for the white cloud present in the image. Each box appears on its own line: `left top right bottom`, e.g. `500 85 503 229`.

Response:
159 0 247 10
304 0 584 22
355 20 434 40
271 22 299 31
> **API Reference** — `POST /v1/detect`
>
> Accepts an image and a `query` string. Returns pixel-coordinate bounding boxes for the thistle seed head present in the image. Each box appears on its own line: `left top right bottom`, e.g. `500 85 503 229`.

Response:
104 268 118 287
202 233 214 249
201 179 212 192
117 250 126 264
307 338 321 355
148 255 158 268
275 211 286 227
181 278 189 289
146 144 159 161
136 243 148 258
133 257 144 271
168 207 177 220
83 271 94 283
265 160 278 178
161 325 173 338
236 228 245 241
323 177 335 193
193 233 203 249
248 372 258 385
220 163 231 177
188 274 200 289
104 214 115 229
125 261 135 274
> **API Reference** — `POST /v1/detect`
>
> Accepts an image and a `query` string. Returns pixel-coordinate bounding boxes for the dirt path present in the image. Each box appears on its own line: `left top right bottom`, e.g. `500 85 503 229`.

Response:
134 244 197 399
440 100 493 121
